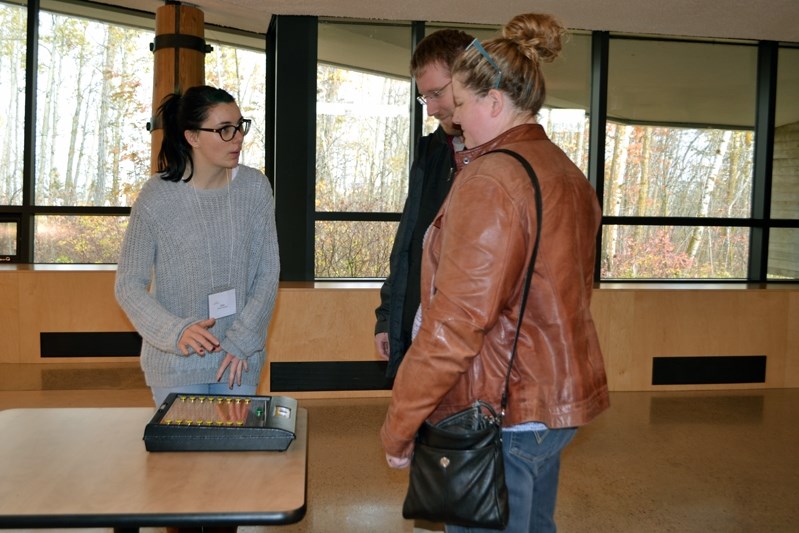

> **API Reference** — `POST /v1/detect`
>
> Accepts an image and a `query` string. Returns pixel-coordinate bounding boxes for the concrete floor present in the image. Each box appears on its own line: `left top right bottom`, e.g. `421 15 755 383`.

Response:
1 364 797 532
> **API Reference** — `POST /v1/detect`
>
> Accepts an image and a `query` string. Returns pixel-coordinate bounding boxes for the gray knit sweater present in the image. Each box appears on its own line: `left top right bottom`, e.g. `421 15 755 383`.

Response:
115 165 280 388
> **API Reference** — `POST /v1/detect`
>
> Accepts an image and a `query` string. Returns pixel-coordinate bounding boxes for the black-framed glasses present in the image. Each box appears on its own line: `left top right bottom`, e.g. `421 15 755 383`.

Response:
416 81 452 106
196 118 252 141
467 39 502 89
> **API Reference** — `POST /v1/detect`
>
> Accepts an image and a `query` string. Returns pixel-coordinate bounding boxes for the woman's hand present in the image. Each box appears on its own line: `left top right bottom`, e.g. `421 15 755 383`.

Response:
216 352 249 389
178 319 220 355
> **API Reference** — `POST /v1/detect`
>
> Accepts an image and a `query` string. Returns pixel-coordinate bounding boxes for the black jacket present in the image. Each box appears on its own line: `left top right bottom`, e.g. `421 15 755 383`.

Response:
375 126 456 378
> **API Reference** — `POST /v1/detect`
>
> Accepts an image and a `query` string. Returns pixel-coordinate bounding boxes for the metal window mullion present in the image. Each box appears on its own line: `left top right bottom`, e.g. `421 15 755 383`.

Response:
269 15 317 281
19 0 41 263
409 21 425 171
748 40 778 282
588 31 609 283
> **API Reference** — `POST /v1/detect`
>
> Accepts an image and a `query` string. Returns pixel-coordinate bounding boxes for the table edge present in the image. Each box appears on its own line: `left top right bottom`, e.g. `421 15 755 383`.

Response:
0 407 308 528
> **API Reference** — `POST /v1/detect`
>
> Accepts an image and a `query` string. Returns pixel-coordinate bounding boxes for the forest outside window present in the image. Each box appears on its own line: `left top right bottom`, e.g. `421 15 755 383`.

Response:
23 1 266 264
33 6 154 263
0 1 25 262
315 20 412 278
3 6 797 279
34 215 127 263
314 22 592 278
35 9 153 209
205 30 267 174
0 1 26 210
602 37 758 280
0 221 16 257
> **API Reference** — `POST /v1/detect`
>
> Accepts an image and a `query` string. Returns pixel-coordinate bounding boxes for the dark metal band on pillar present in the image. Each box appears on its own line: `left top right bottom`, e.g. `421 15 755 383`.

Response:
147 34 212 132
148 1 210 173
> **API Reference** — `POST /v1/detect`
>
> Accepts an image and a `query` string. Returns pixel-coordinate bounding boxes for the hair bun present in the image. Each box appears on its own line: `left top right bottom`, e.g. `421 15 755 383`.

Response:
502 13 564 63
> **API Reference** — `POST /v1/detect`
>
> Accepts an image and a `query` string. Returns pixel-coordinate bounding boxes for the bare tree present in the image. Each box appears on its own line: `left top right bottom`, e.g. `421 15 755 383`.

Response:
0 6 26 204
686 130 731 260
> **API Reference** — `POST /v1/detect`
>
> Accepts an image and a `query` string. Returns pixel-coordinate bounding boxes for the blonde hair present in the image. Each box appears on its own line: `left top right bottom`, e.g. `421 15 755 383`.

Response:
452 13 565 115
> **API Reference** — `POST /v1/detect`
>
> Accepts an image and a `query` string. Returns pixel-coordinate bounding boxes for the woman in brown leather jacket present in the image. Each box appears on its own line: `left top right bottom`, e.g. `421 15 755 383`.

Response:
381 13 610 532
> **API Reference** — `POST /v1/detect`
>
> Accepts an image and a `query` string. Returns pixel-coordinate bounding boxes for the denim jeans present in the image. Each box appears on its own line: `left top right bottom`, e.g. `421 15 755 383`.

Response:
445 426 578 533
150 383 258 407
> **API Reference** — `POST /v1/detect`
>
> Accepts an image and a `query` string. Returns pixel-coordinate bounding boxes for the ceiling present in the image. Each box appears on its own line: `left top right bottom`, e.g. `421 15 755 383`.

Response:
103 0 799 43
98 0 799 128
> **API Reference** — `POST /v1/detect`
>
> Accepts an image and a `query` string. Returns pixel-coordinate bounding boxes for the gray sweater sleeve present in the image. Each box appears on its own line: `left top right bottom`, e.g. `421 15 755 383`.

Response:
217 175 280 359
114 196 197 354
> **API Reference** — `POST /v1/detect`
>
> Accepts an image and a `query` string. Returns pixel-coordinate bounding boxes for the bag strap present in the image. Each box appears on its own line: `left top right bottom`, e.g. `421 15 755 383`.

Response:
484 148 543 417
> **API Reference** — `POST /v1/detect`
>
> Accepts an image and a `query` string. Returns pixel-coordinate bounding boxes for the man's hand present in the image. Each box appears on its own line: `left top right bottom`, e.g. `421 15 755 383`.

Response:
375 332 390 360
386 454 410 469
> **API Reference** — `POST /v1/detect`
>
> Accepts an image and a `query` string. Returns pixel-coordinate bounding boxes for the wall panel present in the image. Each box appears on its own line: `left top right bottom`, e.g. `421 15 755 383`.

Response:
1 268 797 397
0 271 21 364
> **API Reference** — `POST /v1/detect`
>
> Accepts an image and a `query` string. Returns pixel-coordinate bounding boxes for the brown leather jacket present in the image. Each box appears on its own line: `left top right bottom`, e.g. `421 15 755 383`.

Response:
381 124 609 457
381 124 609 458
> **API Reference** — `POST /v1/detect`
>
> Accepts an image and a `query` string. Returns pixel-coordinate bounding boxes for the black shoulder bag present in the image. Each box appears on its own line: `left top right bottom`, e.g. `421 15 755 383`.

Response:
402 149 543 529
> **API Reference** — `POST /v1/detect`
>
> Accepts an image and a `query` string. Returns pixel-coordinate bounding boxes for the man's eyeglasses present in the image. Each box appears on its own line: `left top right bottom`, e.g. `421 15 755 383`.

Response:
416 81 452 106
197 119 252 142
467 39 502 89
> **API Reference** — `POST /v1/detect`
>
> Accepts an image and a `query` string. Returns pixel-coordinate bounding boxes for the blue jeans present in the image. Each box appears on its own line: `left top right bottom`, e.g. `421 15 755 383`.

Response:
150 383 258 407
445 426 578 533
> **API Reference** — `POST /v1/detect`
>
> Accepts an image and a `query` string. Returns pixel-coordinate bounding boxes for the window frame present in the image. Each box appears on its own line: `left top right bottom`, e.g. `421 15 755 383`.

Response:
3 5 798 282
591 33 799 283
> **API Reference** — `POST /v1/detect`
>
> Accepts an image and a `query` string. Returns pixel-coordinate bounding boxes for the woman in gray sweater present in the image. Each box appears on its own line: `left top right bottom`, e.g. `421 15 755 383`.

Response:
115 85 280 407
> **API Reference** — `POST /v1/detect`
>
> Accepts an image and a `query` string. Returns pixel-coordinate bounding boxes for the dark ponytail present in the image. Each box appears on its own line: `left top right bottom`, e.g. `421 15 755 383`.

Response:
155 85 236 182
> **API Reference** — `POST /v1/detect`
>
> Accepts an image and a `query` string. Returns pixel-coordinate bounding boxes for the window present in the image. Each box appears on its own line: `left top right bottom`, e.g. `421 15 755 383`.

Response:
35 10 153 209
315 20 412 278
5 9 798 279
3 1 267 264
602 37 758 279
767 46 799 280
0 1 26 209
0 1 25 262
0 221 16 258
32 5 153 262
34 215 128 263
205 31 267 173
313 22 592 278
538 31 592 175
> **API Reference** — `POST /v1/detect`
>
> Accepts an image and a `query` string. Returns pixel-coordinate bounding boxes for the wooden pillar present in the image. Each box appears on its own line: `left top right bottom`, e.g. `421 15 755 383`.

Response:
148 1 210 174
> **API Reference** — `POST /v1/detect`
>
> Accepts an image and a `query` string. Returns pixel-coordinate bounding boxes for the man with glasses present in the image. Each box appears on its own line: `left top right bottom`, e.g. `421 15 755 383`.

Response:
375 29 474 378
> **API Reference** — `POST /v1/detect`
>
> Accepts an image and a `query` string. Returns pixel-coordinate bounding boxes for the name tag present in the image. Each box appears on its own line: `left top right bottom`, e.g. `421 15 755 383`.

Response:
209 288 237 319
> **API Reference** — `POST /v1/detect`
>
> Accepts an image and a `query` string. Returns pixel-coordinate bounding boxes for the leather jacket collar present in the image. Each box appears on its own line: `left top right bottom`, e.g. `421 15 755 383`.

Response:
455 123 547 170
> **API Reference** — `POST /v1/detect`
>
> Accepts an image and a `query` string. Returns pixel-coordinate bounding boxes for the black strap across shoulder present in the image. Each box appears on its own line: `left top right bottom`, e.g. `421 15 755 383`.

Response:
484 148 543 416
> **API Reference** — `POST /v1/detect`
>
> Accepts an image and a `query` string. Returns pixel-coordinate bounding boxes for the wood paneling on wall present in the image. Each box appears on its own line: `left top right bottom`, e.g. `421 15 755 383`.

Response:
261 283 382 397
1 268 797 395
13 269 132 365
0 271 21 364
787 291 799 386
594 286 795 391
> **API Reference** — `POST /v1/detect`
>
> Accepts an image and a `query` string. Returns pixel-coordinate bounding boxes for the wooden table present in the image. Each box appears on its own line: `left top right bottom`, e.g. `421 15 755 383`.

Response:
0 406 307 529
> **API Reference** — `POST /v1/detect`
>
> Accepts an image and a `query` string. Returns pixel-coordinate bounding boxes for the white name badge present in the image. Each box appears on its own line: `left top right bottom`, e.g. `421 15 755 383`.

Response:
208 288 237 319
